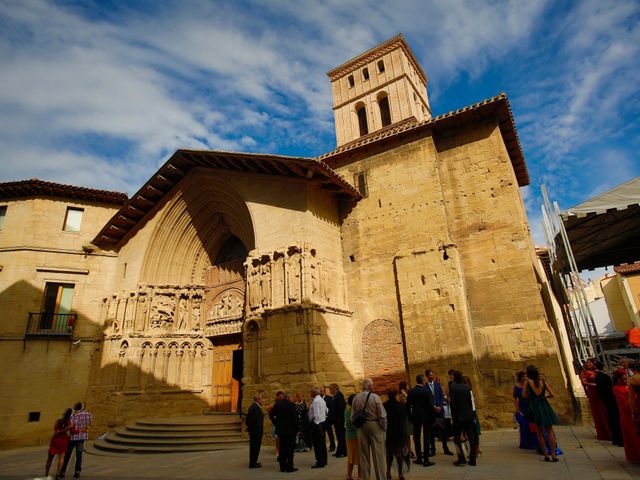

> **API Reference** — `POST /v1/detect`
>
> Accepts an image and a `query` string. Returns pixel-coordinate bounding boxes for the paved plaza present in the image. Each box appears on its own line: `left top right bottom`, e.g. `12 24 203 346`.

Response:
1 426 639 480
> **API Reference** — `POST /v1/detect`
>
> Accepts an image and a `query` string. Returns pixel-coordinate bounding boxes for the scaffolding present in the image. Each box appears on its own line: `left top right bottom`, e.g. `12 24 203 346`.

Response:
541 185 606 369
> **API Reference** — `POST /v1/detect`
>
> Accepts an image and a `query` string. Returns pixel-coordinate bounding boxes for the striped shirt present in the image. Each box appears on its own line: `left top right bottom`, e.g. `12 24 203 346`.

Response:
70 410 92 441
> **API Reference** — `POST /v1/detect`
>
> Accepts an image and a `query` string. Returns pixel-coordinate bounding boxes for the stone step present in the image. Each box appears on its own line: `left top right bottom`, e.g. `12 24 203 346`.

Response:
115 426 241 438
124 423 241 433
89 414 247 455
103 432 245 446
136 415 241 426
92 437 246 454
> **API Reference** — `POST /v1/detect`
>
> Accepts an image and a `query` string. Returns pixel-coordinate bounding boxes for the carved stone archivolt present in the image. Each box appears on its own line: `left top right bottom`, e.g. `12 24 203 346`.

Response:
244 244 347 317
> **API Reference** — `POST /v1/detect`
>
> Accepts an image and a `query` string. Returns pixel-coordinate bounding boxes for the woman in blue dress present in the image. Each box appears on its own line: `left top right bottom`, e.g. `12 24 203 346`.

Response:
513 370 538 449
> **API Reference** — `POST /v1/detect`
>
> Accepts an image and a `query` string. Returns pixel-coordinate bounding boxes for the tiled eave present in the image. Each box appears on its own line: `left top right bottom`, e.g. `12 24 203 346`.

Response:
317 93 530 187
614 262 640 275
93 150 361 249
0 178 128 205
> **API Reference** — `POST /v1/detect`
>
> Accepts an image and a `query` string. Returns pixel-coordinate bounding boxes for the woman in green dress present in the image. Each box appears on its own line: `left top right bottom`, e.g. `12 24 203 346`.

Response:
523 365 560 462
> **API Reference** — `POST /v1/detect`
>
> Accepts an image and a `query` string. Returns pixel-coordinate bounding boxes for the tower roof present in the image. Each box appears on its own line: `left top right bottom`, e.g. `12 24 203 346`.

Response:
327 34 428 85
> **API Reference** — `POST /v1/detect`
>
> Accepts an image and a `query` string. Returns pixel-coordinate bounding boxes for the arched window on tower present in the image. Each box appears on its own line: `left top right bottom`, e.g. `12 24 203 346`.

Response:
362 67 369 81
356 103 368 137
347 75 355 88
377 60 385 73
377 93 392 127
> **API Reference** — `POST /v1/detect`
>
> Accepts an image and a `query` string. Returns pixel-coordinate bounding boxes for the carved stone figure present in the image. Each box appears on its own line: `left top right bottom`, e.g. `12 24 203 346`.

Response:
260 262 271 307
273 252 285 306
210 292 244 320
106 295 118 321
123 296 135 332
286 251 301 303
309 254 320 299
191 303 201 330
135 293 148 332
248 261 261 309
150 294 175 329
177 295 188 330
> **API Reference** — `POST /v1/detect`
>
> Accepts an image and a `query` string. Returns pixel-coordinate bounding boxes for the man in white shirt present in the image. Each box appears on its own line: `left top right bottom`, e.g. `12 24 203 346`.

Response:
308 386 328 468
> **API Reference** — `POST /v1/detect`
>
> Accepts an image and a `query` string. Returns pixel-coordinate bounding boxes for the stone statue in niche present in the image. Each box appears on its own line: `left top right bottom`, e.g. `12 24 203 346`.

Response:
309 252 320 300
177 294 188 330
248 260 261 309
110 315 120 335
123 294 135 332
134 289 149 333
106 295 118 321
273 253 285 306
260 262 271 307
191 302 201 330
286 250 301 303
150 294 175 329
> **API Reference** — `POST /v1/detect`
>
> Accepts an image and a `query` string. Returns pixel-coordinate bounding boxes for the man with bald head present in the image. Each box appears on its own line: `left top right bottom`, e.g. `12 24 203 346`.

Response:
351 378 387 480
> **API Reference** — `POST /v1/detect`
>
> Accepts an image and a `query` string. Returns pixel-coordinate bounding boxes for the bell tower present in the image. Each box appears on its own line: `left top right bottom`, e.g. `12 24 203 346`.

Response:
327 34 431 147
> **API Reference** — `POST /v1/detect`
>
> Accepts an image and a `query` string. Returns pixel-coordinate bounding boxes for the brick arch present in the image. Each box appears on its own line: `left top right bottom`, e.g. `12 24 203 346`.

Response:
362 319 407 394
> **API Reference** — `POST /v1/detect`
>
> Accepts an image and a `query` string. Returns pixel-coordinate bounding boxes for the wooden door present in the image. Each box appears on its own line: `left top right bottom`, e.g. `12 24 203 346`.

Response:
211 335 242 412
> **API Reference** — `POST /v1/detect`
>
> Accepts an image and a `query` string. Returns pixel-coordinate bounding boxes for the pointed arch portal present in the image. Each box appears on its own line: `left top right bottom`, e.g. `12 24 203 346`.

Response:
140 172 254 412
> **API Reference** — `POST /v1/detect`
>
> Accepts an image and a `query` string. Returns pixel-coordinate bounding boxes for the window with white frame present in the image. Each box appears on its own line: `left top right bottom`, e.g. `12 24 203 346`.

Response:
63 207 83 232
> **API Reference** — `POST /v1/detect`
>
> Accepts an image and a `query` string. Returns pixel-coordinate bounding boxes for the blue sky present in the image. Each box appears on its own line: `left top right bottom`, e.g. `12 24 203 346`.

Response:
1 0 639 247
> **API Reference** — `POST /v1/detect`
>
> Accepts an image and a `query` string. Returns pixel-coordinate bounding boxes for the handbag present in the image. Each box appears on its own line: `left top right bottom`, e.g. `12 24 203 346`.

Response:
352 392 372 428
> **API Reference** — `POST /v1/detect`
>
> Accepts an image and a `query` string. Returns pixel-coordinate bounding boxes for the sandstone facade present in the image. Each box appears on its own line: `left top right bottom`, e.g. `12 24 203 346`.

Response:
0 35 574 448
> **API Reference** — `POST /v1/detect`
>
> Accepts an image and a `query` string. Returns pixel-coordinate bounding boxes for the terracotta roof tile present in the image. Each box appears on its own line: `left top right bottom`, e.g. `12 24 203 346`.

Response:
614 262 640 274
317 93 530 186
0 178 128 205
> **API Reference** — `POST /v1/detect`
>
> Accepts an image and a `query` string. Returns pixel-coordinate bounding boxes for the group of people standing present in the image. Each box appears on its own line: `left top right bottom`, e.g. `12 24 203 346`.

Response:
44 402 92 479
245 368 481 480
580 357 640 462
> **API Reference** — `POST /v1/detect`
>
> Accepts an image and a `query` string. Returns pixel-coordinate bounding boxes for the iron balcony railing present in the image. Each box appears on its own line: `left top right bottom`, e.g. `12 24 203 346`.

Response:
26 312 76 336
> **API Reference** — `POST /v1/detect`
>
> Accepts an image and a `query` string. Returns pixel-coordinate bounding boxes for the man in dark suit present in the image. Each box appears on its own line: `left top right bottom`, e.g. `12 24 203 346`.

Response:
449 370 477 466
406 374 438 467
426 369 453 456
329 383 347 457
269 392 299 473
322 387 336 452
246 394 264 469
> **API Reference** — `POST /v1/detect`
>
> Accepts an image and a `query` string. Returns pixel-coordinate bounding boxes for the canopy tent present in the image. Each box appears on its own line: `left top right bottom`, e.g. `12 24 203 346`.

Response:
557 177 640 272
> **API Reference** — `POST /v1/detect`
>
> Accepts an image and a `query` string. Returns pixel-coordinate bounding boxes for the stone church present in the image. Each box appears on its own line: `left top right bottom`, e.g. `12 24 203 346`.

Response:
0 34 573 447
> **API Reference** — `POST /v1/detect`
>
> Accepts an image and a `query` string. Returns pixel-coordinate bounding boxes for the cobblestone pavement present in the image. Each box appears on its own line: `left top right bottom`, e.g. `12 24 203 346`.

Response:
1 426 639 480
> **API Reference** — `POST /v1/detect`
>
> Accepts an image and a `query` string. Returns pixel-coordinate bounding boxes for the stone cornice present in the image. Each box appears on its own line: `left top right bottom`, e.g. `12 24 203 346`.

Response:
327 34 428 85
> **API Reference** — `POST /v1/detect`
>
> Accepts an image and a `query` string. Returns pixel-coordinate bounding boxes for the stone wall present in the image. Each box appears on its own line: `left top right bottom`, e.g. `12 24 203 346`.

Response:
434 121 573 424
331 121 573 426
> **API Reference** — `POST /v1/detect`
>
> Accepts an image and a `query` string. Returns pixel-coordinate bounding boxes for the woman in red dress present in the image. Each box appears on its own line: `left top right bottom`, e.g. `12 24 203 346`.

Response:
581 359 611 440
613 370 640 462
45 408 72 478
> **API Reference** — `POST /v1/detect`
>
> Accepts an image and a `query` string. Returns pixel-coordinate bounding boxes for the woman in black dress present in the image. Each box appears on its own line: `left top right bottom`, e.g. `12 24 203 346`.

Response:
384 390 410 480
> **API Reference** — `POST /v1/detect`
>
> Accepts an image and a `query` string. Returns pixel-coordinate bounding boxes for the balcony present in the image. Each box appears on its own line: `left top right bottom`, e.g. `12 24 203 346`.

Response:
26 312 76 337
